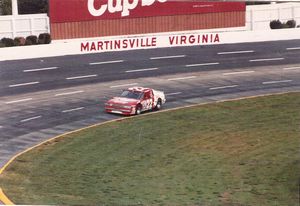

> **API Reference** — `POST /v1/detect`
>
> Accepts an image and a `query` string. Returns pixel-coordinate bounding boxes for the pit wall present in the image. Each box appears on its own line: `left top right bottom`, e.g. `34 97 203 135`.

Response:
0 27 300 61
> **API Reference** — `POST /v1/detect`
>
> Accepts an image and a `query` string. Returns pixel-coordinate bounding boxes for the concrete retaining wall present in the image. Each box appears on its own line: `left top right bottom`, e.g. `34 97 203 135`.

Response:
1 28 300 61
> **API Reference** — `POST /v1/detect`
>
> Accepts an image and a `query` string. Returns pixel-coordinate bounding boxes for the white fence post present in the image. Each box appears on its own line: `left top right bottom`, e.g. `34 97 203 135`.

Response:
292 6 295 20
11 18 16 37
30 17 34 35
11 0 18 16
250 9 255 31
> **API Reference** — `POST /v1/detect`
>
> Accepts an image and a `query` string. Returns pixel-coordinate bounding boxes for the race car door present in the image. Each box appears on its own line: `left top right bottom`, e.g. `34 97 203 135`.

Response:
141 90 153 111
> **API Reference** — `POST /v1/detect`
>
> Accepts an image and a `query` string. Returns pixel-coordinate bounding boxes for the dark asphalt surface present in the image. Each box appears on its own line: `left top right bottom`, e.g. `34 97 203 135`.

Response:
0 40 300 196
1 39 300 97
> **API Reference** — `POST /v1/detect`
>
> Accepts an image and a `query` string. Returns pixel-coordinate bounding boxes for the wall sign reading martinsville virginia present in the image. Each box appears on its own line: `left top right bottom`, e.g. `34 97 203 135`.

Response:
81 33 221 52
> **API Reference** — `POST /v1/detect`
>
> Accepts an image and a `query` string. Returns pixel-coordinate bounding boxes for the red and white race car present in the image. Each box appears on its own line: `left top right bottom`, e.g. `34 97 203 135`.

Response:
105 87 166 115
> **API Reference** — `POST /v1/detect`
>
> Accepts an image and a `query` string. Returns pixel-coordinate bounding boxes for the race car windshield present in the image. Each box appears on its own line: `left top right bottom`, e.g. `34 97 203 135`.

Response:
121 90 143 99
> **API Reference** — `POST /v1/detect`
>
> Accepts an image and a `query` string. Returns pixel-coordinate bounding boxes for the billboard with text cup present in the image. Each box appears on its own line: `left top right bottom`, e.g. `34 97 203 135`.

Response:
50 0 245 23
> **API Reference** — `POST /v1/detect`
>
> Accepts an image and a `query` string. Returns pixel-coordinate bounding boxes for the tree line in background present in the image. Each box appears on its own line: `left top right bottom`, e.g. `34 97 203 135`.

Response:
0 0 48 15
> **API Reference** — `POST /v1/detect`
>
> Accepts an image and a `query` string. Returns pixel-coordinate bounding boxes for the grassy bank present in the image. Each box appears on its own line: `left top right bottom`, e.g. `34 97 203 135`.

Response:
0 93 299 206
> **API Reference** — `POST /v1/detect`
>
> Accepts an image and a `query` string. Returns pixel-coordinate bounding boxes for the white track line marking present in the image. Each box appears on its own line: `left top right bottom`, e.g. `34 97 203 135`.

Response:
283 66 300 70
23 67 58 72
125 68 158 73
223 71 255 76
150 55 186 60
89 60 124 65
249 58 284 62
55 90 84 96
262 80 292 85
167 76 196 81
5 98 33 104
62 107 85 113
110 83 138 88
9 81 39 88
66 74 98 80
218 50 254 55
0 126 2 129
166 92 182 96
286 47 300 50
20 115 42 123
186 62 219 67
210 85 239 90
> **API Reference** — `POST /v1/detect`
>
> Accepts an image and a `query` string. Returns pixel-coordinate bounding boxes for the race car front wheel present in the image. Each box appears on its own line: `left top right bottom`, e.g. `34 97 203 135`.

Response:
155 99 162 110
135 105 142 115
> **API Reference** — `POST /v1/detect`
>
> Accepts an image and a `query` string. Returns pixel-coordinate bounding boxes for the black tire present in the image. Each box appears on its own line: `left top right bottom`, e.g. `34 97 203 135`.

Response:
135 105 142 115
155 99 162 110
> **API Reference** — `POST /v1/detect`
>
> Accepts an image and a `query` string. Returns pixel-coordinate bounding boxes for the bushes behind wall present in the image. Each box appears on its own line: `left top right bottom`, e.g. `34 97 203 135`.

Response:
286 20 297 28
0 33 51 48
38 33 52 44
270 19 297 29
14 37 26 46
0 37 15 47
25 35 38 45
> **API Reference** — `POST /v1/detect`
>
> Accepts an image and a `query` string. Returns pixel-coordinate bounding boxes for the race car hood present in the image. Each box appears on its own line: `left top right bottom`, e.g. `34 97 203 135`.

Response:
107 97 140 106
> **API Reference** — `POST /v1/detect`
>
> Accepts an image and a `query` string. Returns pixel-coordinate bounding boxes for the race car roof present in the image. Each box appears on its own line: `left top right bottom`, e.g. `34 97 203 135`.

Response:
127 87 151 92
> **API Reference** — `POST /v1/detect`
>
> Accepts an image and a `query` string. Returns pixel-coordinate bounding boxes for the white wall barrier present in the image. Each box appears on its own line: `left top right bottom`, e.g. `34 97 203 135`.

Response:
246 2 300 30
1 28 300 61
0 14 49 39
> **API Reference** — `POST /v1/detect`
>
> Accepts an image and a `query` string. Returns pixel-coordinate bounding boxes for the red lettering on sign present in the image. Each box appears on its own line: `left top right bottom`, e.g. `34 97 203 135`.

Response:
181 36 187 45
81 42 89 51
90 42 96 51
81 37 159 52
169 36 175 45
168 34 220 46
202 35 208 43
151 37 157 46
123 39 128 48
129 39 135 48
98 41 103 50
214 34 220 42
80 35 219 53
189 35 195 44
114 40 121 49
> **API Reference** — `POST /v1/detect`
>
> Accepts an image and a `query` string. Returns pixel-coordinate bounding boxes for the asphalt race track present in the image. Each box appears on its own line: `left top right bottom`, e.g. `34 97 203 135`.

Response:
0 39 300 175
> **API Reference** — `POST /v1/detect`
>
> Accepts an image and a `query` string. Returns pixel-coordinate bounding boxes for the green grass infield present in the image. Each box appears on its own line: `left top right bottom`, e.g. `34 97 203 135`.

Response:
0 93 299 206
